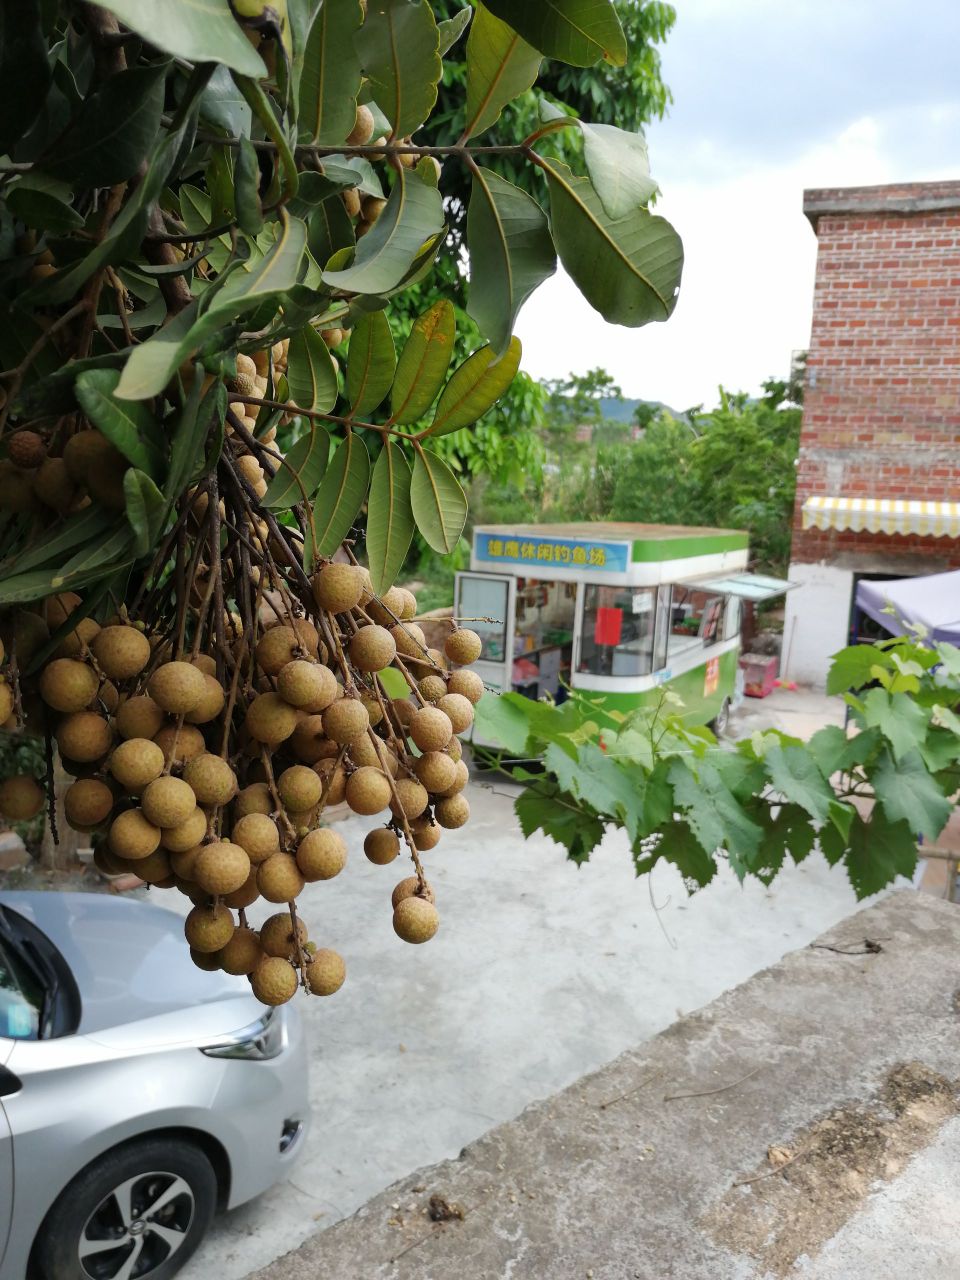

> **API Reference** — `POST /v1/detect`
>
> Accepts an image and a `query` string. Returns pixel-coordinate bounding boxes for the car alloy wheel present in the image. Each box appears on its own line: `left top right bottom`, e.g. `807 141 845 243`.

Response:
78 1172 195 1280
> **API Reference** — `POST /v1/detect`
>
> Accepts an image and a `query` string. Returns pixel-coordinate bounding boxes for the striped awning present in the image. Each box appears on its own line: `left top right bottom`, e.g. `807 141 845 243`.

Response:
802 496 960 537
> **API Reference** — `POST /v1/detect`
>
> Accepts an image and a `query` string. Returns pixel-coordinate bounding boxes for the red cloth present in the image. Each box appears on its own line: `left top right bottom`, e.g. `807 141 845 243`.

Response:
594 607 622 646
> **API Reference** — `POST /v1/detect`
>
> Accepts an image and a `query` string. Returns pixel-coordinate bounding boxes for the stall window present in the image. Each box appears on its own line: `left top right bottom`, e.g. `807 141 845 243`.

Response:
456 575 508 662
579 586 657 677
723 595 741 641
669 589 725 655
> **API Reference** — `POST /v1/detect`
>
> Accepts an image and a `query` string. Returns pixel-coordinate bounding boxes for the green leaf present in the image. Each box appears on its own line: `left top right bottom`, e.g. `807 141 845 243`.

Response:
199 63 252 135
410 447 467 554
298 0 363 145
74 370 166 482
6 174 83 234
0 506 117 578
873 748 952 840
117 214 309 400
50 524 136 591
859 687 931 763
515 779 604 864
668 758 763 880
474 691 532 755
262 424 331 510
826 643 894 695
757 803 817 881
390 299 456 424
540 158 683 328
763 743 835 824
307 194 357 267
166 375 222 502
346 311 396 416
92 0 266 77
429 338 522 435
310 433 371 562
234 138 263 237
845 808 918 899
580 121 658 220
45 63 168 187
353 0 441 139
467 169 556 355
652 820 718 888
286 324 339 413
462 3 541 140
123 469 166 556
366 442 414 593
807 723 881 777
438 5 472 55
0 1 52 154
935 642 960 677
482 0 626 67
321 168 444 295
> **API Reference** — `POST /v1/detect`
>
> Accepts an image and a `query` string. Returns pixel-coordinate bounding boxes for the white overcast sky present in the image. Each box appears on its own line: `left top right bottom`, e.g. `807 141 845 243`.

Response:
514 0 960 410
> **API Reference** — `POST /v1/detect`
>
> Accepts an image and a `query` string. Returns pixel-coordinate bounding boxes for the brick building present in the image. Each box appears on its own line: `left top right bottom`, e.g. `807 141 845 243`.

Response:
783 180 960 685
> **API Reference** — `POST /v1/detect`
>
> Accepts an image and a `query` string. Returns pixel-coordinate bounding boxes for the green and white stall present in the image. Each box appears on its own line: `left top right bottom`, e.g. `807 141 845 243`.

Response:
456 522 794 739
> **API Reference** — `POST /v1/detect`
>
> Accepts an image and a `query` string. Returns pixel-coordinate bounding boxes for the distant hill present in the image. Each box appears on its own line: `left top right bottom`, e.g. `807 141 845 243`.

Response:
597 397 681 424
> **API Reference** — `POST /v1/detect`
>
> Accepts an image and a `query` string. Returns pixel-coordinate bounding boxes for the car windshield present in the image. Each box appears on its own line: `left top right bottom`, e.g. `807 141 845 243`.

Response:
0 933 43 1040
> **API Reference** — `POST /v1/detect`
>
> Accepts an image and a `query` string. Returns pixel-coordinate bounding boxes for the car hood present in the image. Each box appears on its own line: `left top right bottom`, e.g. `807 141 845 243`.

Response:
0 891 255 1036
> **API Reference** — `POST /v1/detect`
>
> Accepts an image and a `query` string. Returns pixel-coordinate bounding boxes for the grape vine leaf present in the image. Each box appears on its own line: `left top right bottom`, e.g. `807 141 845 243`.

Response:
872 748 952 840
763 742 835 824
845 808 918 898
858 687 930 762
515 778 604 864
668 758 763 880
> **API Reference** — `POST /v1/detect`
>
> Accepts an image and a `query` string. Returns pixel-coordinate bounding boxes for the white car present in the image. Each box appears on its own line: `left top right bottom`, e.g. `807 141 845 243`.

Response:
0 890 309 1280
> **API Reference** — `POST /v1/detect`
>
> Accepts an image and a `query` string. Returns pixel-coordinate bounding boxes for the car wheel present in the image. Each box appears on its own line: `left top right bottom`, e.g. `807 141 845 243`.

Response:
711 697 731 737
34 1138 217 1280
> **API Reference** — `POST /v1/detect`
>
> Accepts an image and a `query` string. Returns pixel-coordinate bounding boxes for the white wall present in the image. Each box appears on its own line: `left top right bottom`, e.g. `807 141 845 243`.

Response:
782 562 854 687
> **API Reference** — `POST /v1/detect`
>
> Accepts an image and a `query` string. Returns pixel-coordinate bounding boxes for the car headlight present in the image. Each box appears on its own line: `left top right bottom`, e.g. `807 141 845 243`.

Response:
201 1007 287 1061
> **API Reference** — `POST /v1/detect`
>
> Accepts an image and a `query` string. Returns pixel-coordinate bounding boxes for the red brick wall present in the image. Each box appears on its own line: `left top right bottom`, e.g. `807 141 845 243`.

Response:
792 181 960 566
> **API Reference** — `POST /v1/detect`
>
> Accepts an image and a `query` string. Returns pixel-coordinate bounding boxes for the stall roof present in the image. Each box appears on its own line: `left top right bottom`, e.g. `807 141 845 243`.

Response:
473 522 748 563
855 570 960 643
679 571 797 601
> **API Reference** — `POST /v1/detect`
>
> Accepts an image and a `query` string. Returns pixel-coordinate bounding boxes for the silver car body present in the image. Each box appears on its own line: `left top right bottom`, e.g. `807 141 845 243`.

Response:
0 891 309 1280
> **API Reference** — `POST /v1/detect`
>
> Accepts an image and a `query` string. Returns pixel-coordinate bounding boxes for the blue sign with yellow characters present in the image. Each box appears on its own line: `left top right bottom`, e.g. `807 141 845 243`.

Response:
475 532 628 572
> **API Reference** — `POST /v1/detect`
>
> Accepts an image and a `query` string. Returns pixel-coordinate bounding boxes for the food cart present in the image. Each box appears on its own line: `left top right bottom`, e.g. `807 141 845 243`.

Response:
456 522 794 740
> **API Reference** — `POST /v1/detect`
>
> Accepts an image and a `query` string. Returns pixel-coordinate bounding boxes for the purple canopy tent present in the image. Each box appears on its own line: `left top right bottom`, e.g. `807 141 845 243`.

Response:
855 570 960 644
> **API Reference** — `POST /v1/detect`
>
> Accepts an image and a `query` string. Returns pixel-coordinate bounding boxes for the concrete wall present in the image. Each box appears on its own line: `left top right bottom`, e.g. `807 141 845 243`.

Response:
782 562 853 685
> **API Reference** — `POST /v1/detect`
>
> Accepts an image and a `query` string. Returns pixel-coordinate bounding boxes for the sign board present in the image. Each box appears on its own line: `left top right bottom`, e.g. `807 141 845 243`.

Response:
474 532 629 573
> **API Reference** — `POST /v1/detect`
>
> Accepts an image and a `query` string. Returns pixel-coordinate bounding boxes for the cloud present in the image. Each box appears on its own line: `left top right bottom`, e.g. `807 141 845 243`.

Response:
515 108 960 409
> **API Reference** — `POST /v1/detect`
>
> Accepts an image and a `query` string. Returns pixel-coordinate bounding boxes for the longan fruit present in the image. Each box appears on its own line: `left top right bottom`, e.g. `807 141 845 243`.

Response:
153 724 206 766
56 711 113 762
437 692 474 735
0 681 12 725
290 714 335 764
277 660 337 710
408 705 453 753
193 840 251 895
183 753 238 807
160 806 208 853
364 826 400 865
109 737 165 793
251 956 298 1005
365 585 406 627
277 764 323 812
435 793 470 829
349 625 396 673
169 845 203 879
116 695 165 740
259 911 307 960
190 948 222 972
130 847 173 885
322 698 369 745
54 616 101 661
341 186 362 218
219 927 263 975
414 751 458 794
257 852 305 903
92 625 151 680
306 948 345 996
296 828 347 881
33 457 77 511
348 736 396 774
438 758 469 798
345 766 391 815
390 621 427 660
361 195 387 223
39 658 99 713
391 876 435 909
8 430 45 469
231 812 280 864
347 103 375 145
223 866 260 910
393 896 439 944
410 815 442 850
246 692 298 744
64 777 114 829
108 807 161 860
314 759 347 805
389 777 428 821
141 775 197 828
418 674 447 702
148 661 206 715
256 625 302 676
447 668 484 704
184 674 225 725
185 903 235 953
234 781 273 818
313 562 364 613
444 628 483 665
0 775 44 821
192 653 217 676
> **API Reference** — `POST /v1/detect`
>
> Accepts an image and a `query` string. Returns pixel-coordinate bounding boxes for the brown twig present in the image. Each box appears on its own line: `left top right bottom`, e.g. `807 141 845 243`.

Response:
663 1064 764 1103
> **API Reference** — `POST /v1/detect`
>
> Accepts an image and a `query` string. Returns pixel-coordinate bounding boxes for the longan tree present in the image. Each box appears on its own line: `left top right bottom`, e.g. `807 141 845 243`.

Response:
0 1 683 1002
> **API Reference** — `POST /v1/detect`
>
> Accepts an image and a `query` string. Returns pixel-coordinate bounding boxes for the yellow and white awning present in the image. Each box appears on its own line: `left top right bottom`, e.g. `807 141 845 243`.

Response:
802 496 960 537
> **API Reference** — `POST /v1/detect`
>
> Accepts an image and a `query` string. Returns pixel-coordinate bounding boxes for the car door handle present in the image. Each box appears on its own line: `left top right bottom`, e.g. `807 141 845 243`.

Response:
0 1065 21 1097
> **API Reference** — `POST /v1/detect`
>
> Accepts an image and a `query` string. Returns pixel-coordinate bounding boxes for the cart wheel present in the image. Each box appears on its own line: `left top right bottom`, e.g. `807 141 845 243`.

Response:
712 697 731 737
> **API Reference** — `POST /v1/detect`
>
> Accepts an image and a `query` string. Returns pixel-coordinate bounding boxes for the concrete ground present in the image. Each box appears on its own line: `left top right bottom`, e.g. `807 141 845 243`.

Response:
173 687 919 1280
249 891 960 1280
